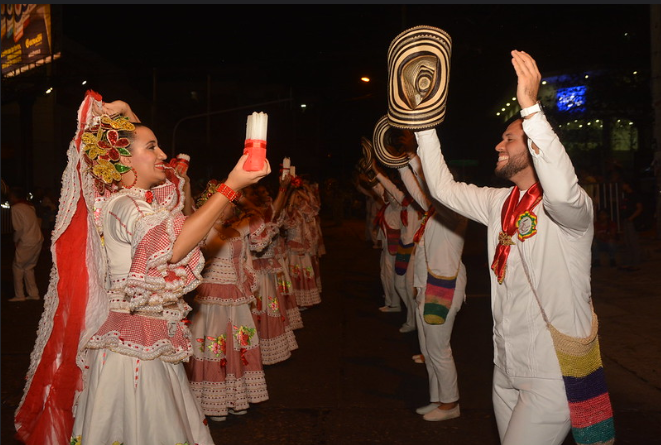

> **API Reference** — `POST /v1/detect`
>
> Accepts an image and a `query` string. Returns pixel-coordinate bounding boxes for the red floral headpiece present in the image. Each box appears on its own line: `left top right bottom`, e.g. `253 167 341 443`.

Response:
82 114 135 187
196 179 220 208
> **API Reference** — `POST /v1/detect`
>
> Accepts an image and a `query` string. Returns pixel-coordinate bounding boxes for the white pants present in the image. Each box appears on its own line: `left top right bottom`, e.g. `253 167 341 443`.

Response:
492 366 571 445
13 241 42 299
415 290 459 403
380 248 399 308
394 254 416 328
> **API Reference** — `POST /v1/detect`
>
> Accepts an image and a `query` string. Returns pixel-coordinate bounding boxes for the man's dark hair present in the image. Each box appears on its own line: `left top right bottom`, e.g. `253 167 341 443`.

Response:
10 186 27 200
505 116 529 147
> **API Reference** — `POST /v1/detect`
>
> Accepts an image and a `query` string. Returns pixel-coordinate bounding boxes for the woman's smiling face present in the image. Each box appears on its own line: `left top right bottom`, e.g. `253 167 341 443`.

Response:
124 125 168 189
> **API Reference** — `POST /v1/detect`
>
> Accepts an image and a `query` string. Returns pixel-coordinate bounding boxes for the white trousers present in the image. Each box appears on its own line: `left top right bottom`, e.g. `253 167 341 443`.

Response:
380 248 399 308
394 253 416 328
492 366 571 445
415 290 459 403
12 241 42 299
415 288 461 403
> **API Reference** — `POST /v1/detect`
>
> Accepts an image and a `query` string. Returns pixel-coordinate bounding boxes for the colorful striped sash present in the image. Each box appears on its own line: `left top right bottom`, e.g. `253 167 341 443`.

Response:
520 235 615 445
549 313 615 445
394 240 415 275
386 227 400 255
423 269 457 324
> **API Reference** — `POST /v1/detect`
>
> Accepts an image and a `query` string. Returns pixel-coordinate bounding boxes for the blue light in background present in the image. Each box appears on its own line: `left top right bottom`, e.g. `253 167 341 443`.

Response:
556 86 586 113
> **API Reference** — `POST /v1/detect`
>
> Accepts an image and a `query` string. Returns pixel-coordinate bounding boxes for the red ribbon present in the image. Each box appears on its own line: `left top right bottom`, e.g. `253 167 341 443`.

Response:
243 139 267 172
243 139 267 150
400 195 414 227
491 183 543 284
413 207 436 244
374 202 390 236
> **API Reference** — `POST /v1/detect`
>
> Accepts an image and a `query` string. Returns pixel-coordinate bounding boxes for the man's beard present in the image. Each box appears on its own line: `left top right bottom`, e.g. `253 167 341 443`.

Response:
495 151 531 180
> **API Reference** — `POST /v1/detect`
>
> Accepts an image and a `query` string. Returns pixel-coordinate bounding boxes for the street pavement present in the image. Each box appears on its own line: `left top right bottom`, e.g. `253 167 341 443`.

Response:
2 216 660 444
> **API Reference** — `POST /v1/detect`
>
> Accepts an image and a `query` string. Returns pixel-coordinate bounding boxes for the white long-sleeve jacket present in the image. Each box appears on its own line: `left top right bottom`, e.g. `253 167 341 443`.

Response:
416 112 594 379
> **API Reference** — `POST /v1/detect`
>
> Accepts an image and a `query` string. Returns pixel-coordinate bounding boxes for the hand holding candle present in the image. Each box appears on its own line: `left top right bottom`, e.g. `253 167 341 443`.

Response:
281 157 291 180
244 112 268 171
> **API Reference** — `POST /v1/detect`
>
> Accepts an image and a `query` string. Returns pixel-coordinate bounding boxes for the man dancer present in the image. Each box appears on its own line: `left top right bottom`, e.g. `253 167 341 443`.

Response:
415 50 598 444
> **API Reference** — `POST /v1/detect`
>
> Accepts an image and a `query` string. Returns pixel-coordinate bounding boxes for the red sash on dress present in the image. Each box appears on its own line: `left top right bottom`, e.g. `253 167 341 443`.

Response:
491 182 543 284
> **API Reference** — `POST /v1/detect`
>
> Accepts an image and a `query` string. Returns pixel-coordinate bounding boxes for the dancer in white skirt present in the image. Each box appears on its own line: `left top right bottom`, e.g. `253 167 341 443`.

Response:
283 178 322 308
185 181 272 421
243 179 299 364
306 180 325 290
14 92 270 445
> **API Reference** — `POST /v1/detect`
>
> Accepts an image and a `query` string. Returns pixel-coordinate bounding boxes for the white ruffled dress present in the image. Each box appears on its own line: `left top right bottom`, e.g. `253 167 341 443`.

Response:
70 184 214 445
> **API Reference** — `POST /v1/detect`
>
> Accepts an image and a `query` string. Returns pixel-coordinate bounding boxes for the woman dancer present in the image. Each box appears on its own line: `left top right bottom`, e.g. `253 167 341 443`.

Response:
283 178 322 309
244 177 300 363
185 180 273 420
14 91 270 445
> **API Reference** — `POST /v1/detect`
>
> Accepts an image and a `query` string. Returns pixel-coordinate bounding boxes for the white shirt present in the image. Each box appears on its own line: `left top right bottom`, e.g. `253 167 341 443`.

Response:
372 181 402 241
11 202 44 246
416 112 594 379
376 172 421 244
399 157 467 302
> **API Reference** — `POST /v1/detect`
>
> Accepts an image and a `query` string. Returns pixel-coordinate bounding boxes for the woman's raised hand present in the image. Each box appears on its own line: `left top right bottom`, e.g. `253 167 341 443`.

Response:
225 154 271 192
93 100 141 123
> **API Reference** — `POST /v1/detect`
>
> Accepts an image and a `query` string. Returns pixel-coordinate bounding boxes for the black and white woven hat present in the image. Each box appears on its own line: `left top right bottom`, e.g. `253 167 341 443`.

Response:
360 136 375 171
372 115 418 169
387 25 452 130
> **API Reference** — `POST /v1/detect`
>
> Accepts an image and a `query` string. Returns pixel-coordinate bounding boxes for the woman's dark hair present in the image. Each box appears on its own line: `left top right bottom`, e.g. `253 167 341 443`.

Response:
504 116 530 147
117 122 146 151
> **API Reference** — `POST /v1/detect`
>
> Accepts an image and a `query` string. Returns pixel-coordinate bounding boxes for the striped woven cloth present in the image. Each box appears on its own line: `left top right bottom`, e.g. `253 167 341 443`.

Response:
549 314 615 445
394 241 415 275
423 270 457 325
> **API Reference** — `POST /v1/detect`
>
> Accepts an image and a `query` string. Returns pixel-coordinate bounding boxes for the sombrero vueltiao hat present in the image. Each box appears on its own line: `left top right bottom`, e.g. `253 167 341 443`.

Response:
387 25 452 130
372 115 418 169
360 136 375 171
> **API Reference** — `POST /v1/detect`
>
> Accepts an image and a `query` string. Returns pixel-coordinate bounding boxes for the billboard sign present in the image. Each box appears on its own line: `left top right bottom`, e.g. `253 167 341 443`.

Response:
1 4 54 77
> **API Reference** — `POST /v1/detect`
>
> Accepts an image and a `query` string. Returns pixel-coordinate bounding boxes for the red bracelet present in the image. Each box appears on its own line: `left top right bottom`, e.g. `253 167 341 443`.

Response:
216 183 241 202
279 187 287 193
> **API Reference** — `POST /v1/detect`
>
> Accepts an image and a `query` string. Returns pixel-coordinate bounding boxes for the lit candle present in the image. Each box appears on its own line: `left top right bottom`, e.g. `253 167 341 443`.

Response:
282 157 290 180
244 112 268 171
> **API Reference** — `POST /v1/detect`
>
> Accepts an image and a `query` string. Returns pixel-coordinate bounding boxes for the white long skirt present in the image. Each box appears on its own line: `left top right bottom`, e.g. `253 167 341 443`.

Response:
71 348 215 445
287 251 321 307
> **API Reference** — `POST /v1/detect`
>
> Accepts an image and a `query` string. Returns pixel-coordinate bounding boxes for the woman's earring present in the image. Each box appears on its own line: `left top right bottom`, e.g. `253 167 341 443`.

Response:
124 167 138 189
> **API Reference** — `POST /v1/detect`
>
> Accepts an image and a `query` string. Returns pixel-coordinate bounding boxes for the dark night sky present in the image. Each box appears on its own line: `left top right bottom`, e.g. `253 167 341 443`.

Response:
62 4 651 96
59 4 652 182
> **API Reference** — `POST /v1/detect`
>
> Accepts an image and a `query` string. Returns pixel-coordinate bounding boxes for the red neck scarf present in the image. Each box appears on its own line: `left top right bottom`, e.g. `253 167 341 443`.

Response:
400 195 414 227
491 182 543 284
374 202 390 235
413 207 436 244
